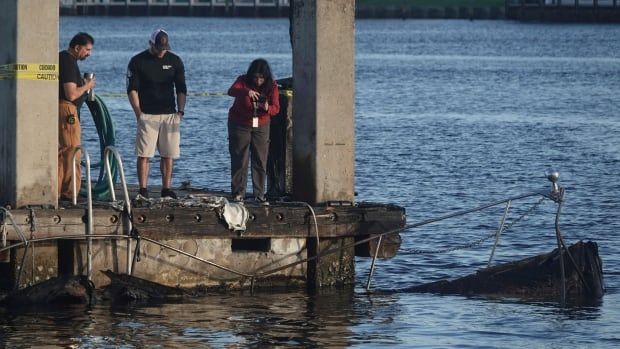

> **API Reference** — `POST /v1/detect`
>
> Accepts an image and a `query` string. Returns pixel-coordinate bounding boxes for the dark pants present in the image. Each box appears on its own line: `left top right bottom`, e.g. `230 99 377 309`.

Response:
228 121 270 199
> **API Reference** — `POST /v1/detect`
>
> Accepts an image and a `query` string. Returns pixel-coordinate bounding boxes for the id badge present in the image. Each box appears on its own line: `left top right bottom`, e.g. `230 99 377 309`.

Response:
252 117 259 128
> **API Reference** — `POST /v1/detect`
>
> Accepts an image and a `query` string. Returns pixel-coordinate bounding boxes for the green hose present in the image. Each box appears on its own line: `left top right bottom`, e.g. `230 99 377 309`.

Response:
80 94 119 200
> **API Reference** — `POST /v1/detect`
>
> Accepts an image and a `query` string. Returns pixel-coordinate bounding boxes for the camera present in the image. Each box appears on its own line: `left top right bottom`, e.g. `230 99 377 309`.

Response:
257 94 267 104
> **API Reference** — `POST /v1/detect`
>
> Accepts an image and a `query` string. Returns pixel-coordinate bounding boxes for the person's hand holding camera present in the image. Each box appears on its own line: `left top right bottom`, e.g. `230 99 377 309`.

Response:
249 90 269 111
248 89 260 101
257 94 269 111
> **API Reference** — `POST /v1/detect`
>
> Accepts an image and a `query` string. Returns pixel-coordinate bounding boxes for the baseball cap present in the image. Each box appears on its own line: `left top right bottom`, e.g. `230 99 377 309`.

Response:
150 29 171 51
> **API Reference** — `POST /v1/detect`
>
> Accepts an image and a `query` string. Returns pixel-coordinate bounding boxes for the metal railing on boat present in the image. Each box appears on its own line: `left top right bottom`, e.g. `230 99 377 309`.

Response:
103 146 134 275
72 146 94 282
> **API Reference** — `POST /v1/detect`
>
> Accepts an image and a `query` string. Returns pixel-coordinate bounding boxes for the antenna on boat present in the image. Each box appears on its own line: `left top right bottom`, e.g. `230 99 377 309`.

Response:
545 168 560 193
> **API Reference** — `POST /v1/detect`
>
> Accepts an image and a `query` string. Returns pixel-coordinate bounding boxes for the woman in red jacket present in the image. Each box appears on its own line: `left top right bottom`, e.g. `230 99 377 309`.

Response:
227 58 280 203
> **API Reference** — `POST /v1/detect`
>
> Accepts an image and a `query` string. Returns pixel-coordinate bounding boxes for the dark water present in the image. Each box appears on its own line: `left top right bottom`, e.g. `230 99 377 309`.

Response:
2 18 620 347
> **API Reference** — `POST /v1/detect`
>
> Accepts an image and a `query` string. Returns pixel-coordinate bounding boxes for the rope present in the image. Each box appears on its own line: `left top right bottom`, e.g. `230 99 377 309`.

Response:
98 89 293 98
97 91 227 98
1 207 30 289
277 201 321 261
0 208 27 245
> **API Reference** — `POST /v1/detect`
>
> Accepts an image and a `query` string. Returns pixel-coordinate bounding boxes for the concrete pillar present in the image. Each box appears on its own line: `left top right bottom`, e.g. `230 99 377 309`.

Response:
0 0 59 208
292 0 355 205
307 237 355 289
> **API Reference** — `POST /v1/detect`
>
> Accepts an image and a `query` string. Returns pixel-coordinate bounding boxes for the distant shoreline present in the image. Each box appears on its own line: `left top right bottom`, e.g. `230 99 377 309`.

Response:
356 5 504 20
59 4 505 20
59 2 620 22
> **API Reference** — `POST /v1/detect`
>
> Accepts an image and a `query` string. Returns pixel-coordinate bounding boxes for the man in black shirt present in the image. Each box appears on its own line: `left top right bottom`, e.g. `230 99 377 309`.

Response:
127 29 186 200
58 32 96 201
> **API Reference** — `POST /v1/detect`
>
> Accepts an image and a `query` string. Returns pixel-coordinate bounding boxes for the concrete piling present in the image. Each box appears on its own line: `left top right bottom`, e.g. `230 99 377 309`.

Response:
0 0 58 208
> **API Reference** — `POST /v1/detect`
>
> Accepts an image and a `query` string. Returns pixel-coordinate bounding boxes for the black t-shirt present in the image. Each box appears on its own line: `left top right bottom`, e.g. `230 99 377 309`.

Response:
58 50 86 108
126 50 187 114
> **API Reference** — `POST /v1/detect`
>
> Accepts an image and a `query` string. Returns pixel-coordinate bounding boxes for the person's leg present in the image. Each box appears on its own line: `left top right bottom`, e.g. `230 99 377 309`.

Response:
228 122 251 199
161 157 173 189
135 113 159 196
158 113 181 198
250 122 270 200
58 103 66 198
58 101 81 200
137 157 150 188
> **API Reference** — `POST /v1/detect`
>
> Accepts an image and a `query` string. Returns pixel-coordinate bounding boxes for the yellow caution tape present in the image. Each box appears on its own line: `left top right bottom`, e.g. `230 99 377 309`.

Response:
191 92 227 97
96 85 294 98
98 90 293 98
96 92 228 98
96 92 225 97
0 63 58 81
97 92 130 97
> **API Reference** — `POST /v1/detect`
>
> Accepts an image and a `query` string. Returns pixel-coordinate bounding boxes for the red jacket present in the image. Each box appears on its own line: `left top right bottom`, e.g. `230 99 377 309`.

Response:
227 76 280 127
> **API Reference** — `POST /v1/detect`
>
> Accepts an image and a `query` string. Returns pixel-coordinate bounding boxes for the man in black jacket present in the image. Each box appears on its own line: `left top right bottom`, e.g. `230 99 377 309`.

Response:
127 29 187 200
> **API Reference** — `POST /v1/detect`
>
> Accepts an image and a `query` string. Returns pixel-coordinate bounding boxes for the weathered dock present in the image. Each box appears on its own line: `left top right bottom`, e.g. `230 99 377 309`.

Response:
2 0 399 298
1 185 405 291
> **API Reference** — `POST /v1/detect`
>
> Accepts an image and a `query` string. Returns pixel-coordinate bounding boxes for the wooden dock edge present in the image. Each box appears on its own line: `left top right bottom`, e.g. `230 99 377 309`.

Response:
1 202 405 290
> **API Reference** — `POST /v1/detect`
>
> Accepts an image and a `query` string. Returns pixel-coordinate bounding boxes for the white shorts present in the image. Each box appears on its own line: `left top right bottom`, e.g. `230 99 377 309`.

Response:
135 113 181 159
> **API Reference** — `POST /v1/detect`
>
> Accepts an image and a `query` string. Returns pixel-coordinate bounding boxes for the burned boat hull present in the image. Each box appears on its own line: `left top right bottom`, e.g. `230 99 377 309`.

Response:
0 276 93 306
404 241 604 300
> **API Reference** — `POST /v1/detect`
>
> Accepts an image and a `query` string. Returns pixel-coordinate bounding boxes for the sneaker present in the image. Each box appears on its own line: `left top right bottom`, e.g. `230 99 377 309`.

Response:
59 196 74 204
256 196 269 206
233 194 244 203
136 187 149 200
161 188 177 199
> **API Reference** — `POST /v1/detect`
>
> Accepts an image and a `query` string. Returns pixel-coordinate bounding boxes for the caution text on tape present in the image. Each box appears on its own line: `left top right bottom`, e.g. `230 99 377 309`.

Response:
0 63 58 81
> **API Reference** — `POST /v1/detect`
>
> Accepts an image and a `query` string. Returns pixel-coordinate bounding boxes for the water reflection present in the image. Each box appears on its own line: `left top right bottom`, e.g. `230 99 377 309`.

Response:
1 288 400 347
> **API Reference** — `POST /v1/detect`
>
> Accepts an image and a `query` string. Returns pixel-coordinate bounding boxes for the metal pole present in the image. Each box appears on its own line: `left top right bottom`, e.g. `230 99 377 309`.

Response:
71 146 94 281
554 189 566 305
103 148 116 201
488 200 511 267
16 243 30 290
366 234 383 290
84 150 93 281
104 146 133 274
1 207 32 291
